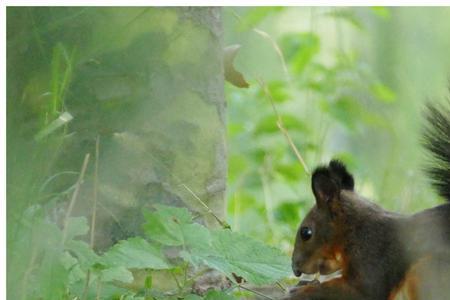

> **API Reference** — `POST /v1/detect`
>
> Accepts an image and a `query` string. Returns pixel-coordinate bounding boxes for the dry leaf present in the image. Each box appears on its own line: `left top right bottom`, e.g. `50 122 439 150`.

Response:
224 44 249 88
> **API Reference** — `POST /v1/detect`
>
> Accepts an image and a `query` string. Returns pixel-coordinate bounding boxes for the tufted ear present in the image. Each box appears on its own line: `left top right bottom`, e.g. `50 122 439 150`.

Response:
311 167 339 209
328 160 354 191
311 160 354 211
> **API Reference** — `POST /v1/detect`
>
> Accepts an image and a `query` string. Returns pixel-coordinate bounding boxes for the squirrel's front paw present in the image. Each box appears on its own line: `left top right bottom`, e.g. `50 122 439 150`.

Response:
281 280 320 300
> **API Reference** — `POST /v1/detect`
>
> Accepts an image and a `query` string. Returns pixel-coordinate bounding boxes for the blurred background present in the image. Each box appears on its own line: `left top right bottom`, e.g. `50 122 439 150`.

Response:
6 6 450 300
225 7 450 250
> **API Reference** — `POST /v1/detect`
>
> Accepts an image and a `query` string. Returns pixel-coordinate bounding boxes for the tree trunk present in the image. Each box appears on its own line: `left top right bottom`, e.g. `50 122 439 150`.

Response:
7 7 227 249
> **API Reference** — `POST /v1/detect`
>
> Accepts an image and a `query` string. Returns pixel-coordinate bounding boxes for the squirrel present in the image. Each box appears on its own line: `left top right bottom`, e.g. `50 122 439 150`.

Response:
286 102 450 300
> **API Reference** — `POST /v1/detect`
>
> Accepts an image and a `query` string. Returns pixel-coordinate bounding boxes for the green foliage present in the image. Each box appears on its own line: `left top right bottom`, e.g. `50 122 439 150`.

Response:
280 32 320 74
226 6 406 249
9 204 289 299
237 7 284 31
142 206 291 285
325 9 365 30
187 229 291 285
9 5 449 300
100 237 170 269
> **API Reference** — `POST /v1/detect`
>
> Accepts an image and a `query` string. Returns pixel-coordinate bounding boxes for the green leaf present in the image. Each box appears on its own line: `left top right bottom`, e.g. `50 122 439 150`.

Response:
101 266 134 283
65 216 89 241
181 223 212 249
371 83 396 103
238 7 284 31
204 290 238 300
326 9 364 30
371 6 390 19
34 111 73 141
280 32 320 74
184 295 203 300
144 273 152 289
101 237 170 270
257 80 290 103
143 205 290 285
274 202 302 225
254 114 309 135
320 97 359 130
36 250 69 300
189 229 291 285
65 240 100 269
143 205 193 246
275 163 304 181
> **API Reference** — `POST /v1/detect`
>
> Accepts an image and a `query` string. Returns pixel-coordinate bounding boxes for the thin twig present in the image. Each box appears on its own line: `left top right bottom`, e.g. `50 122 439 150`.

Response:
90 136 100 248
180 184 230 229
275 281 288 292
259 164 277 238
62 153 90 243
170 270 182 291
96 279 101 300
256 78 311 175
238 284 275 300
20 247 38 300
81 272 91 300
252 28 291 84
82 136 100 300
229 9 291 84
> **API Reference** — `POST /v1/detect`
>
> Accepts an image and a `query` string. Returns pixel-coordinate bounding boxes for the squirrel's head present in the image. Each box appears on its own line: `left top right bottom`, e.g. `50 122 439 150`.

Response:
292 160 354 277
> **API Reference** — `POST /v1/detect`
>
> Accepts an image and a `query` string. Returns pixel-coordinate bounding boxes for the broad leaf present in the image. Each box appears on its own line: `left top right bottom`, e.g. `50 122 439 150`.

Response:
143 205 193 246
101 237 170 270
280 32 320 74
189 229 291 285
65 240 100 270
65 217 89 241
101 266 134 283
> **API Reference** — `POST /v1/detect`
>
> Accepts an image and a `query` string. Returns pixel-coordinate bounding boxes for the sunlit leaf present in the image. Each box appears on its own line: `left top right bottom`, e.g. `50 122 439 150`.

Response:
371 7 391 19
257 80 290 102
34 111 73 141
274 202 302 225
254 114 309 135
275 163 304 181
371 83 396 103
280 32 320 74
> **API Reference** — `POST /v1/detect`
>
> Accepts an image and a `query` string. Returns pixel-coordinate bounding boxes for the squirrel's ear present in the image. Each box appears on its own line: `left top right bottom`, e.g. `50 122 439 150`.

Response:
311 167 339 209
328 160 354 191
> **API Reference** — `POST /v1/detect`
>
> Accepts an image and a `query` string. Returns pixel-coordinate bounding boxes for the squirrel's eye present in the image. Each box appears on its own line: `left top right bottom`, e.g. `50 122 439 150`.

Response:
300 226 313 241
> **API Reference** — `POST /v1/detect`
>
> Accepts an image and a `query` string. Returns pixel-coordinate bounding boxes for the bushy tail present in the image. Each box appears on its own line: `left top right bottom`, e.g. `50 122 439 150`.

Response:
423 101 450 201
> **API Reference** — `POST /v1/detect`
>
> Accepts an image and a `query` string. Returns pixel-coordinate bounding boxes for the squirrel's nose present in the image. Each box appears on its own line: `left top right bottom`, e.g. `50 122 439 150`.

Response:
292 261 302 277
293 267 302 277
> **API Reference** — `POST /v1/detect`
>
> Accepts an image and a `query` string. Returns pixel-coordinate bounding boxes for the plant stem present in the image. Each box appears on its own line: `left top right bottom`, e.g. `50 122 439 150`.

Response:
82 136 100 300
181 184 230 229
238 284 275 300
90 136 100 248
62 153 90 244
256 78 311 175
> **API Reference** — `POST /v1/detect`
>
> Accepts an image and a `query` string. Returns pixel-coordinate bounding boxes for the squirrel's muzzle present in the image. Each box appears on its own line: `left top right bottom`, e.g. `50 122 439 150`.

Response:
292 259 303 277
